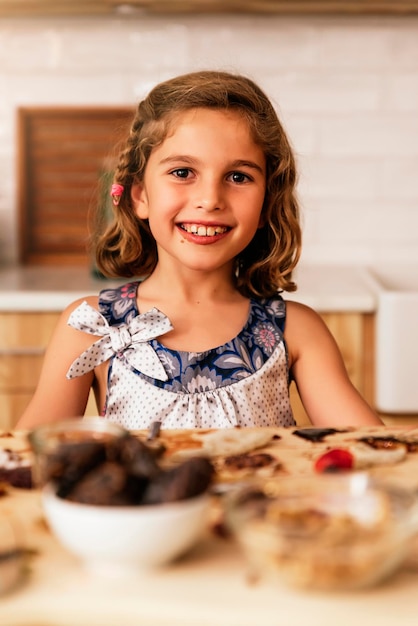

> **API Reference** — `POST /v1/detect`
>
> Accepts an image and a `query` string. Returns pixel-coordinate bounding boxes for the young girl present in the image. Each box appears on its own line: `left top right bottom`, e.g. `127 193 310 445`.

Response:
17 70 382 430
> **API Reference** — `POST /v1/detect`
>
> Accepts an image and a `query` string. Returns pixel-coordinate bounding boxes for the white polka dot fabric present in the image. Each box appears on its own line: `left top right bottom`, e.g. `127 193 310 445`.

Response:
66 302 173 381
104 341 295 430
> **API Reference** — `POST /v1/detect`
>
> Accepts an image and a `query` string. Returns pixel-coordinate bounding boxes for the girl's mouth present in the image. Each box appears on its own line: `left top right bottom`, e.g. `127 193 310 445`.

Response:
179 224 230 237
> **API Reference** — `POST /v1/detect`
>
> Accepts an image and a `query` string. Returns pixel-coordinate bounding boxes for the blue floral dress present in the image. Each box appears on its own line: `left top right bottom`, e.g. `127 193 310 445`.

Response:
66 281 295 429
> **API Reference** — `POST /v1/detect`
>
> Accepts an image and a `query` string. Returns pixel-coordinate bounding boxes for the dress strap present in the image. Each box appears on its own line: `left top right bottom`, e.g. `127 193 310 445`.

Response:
262 295 286 334
98 281 140 326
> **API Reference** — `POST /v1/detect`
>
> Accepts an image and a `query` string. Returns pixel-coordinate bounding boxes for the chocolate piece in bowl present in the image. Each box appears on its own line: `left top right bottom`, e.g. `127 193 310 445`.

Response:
109 435 162 481
65 461 134 506
142 457 215 505
38 427 215 509
46 441 108 498
28 418 129 488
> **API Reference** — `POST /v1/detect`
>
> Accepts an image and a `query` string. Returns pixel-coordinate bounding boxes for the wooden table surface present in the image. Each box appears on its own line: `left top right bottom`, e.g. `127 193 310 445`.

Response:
1 426 418 626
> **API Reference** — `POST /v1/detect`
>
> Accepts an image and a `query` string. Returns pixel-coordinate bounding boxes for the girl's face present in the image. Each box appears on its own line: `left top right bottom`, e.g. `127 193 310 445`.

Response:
131 108 266 276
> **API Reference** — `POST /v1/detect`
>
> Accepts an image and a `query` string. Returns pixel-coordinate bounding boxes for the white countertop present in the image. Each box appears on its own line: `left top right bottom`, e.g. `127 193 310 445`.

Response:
0 266 125 312
0 265 377 313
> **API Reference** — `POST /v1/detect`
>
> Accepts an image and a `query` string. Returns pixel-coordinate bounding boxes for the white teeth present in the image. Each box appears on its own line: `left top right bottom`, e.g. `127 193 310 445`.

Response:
181 224 227 236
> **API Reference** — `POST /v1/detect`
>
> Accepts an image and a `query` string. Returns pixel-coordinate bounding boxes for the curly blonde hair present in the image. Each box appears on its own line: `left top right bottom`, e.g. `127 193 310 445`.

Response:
94 70 301 297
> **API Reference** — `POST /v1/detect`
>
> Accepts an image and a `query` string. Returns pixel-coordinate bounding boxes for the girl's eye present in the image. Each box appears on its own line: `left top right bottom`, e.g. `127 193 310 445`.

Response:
171 168 192 179
229 171 251 184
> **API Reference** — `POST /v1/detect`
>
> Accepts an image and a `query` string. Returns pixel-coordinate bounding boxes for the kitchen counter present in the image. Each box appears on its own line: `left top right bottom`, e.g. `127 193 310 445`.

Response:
0 264 377 312
0 266 124 312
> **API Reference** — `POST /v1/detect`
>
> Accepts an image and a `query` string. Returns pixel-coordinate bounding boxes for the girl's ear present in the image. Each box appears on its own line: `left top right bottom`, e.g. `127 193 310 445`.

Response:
131 183 149 219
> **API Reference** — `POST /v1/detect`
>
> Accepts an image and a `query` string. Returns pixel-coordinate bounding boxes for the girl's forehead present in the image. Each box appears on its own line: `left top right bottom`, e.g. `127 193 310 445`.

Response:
158 109 265 159
164 107 251 136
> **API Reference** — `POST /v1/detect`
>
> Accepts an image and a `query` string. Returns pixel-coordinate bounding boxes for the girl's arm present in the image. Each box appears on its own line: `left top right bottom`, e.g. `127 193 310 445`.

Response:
15 297 101 430
285 301 383 427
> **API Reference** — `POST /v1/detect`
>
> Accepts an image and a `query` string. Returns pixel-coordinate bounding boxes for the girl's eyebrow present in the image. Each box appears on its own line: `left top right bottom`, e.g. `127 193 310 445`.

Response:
231 159 265 174
159 155 264 173
159 155 197 165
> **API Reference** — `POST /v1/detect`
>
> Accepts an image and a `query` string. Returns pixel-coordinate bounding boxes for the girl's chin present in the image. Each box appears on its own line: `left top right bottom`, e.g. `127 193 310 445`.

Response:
167 257 235 275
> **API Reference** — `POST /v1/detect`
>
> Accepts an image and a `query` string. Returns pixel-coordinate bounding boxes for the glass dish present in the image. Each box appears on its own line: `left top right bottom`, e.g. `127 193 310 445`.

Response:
28 417 128 487
225 472 418 591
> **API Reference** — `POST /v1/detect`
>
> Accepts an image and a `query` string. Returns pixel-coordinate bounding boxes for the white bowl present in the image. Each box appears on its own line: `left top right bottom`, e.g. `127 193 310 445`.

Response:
42 484 210 577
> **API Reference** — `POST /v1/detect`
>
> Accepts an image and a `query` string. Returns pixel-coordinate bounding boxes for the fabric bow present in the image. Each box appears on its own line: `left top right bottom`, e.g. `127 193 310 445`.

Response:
66 301 173 381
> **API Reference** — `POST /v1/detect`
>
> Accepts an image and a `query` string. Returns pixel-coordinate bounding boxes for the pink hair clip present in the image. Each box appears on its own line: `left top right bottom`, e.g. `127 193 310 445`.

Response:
110 183 124 206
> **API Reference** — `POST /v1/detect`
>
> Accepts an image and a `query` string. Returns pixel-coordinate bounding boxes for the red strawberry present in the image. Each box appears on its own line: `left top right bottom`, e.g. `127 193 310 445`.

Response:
314 448 354 473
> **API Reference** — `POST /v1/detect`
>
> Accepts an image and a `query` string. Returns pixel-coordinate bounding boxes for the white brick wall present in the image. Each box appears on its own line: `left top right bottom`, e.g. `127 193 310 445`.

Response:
0 14 417 267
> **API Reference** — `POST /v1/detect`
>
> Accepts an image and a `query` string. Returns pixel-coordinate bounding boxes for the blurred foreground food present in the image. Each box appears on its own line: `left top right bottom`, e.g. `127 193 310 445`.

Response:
44 433 214 506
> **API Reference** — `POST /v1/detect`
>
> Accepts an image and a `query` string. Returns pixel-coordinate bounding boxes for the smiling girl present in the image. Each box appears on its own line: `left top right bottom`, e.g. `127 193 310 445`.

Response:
17 70 382 429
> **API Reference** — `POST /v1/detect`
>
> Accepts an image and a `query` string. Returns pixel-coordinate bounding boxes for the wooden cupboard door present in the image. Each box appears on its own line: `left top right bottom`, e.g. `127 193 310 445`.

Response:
289 383 311 427
0 313 60 396
85 391 100 418
0 312 101 428
0 390 99 430
0 393 34 430
0 313 60 429
17 107 134 266
0 354 45 390
320 312 370 395
0 312 60 349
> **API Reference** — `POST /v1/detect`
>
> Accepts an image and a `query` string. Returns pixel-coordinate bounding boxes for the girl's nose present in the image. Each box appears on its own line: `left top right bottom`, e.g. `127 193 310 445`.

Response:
193 178 224 211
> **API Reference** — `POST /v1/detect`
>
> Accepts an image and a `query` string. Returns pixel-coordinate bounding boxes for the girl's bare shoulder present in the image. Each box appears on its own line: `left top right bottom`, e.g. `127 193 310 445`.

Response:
52 295 101 340
283 299 335 359
284 299 325 328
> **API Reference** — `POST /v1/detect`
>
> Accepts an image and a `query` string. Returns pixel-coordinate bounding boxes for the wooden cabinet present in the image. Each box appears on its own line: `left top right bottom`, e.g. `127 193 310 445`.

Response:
17 107 134 266
0 312 57 429
0 312 97 430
